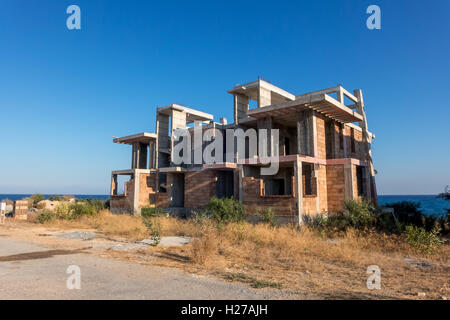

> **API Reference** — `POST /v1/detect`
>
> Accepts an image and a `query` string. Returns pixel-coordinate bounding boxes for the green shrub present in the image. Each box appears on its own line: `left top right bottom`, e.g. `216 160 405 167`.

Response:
53 200 105 220
258 208 278 227
31 194 45 208
48 195 63 201
404 225 444 254
54 202 73 220
384 201 426 229
206 197 245 224
344 199 376 229
37 210 54 224
141 207 166 218
142 216 161 246
303 213 328 229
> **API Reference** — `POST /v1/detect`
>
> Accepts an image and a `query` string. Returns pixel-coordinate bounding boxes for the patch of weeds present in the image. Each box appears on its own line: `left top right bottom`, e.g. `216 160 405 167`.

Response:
141 207 166 218
404 225 444 254
142 216 161 246
258 208 278 227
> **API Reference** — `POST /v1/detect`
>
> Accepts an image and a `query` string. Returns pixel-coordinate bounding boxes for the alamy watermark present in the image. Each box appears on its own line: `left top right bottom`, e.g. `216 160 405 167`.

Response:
366 265 381 290
366 5 381 30
172 126 280 175
66 5 81 30
66 265 81 290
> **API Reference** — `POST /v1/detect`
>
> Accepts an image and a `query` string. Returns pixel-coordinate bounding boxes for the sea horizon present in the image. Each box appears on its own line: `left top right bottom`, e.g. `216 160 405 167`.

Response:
1 193 448 216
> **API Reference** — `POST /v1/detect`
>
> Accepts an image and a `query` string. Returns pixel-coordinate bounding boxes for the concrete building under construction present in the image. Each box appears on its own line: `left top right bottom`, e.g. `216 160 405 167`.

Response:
110 79 377 224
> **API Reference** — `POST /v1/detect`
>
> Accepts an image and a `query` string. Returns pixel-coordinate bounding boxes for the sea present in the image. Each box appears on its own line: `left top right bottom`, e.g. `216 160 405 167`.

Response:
0 194 448 216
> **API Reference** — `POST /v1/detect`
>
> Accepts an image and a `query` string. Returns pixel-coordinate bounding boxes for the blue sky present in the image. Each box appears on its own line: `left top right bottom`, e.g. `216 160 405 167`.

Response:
0 0 449 195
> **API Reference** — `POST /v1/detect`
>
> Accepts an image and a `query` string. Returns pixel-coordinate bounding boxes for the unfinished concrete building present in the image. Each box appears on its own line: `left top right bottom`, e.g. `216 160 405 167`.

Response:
110 79 377 224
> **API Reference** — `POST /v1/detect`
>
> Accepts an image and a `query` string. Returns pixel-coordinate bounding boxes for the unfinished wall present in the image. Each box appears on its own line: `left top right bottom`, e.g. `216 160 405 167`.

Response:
242 177 295 216
111 178 134 214
139 172 157 207
156 192 169 208
184 170 217 209
326 165 345 213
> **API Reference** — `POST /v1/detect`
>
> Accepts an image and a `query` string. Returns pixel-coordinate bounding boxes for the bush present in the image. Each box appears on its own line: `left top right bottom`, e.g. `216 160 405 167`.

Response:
384 201 425 229
404 225 444 254
54 202 73 220
206 197 245 224
258 208 278 227
37 210 54 224
303 213 328 229
48 195 63 201
343 200 376 230
141 207 166 218
31 194 45 208
53 199 105 220
141 215 161 245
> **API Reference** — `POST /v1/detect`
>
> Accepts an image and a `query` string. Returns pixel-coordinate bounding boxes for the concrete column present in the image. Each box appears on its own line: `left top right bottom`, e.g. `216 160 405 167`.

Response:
344 163 354 201
313 164 320 214
132 143 137 169
132 171 140 215
238 165 244 203
294 157 304 225
111 174 118 196
311 112 318 157
257 83 271 108
234 94 249 124
364 166 372 200
354 89 377 203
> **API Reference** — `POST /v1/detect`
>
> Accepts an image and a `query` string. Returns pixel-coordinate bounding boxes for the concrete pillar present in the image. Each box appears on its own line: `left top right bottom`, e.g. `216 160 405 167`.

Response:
156 113 170 168
344 163 354 201
313 164 320 214
354 89 377 203
294 157 304 225
234 94 249 124
257 83 271 108
364 166 372 200
238 165 244 203
311 112 318 157
343 125 348 158
132 144 137 169
111 174 118 196
132 171 140 215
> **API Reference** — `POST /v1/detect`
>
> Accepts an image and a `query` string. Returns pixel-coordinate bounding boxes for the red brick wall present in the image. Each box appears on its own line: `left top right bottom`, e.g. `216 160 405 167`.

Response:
326 165 345 213
139 172 157 207
156 192 169 208
302 196 317 215
242 177 295 216
184 170 217 209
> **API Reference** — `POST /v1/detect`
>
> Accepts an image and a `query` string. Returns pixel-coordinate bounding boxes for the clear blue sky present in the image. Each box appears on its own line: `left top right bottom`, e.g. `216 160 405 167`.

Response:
0 0 449 195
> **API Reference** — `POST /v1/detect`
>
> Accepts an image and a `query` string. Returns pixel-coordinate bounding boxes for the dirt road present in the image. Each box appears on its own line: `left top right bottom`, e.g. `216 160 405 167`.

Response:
0 234 290 299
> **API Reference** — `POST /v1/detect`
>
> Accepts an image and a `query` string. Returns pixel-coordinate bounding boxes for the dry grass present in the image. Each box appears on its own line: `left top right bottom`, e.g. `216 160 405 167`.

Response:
40 211 450 299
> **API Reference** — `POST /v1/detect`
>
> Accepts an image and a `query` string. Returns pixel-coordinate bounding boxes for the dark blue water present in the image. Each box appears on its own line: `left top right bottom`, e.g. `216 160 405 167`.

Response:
0 194 109 202
378 195 449 216
0 194 448 216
